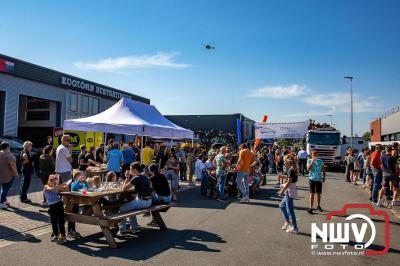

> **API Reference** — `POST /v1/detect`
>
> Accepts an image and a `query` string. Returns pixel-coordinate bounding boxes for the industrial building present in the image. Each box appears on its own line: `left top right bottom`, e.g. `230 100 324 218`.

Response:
0 54 149 146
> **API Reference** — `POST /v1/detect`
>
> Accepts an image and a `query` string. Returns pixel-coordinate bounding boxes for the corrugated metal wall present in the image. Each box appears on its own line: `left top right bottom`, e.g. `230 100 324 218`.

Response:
0 73 66 136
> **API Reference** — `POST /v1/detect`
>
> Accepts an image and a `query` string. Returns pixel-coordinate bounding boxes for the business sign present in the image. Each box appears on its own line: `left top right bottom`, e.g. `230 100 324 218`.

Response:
53 128 103 151
0 59 14 73
60 76 131 100
255 121 308 139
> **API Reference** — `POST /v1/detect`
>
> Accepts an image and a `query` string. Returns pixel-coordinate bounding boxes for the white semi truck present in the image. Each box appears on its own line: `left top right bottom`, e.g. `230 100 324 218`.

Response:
306 128 342 167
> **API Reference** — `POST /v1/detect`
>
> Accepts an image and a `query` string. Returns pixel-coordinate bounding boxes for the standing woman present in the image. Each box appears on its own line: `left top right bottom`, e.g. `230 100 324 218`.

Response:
165 153 179 201
279 157 299 234
39 145 55 205
20 141 34 203
351 149 361 185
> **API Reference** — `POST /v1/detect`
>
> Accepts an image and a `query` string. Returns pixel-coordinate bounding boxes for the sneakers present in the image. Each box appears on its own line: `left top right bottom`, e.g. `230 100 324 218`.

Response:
50 235 59 242
377 200 384 207
392 200 400 206
56 236 67 244
317 206 323 212
281 222 290 230
240 197 250 203
286 226 299 234
3 201 10 206
126 226 142 233
21 199 32 203
67 230 81 238
307 208 313 214
147 220 159 227
0 203 7 210
117 230 127 237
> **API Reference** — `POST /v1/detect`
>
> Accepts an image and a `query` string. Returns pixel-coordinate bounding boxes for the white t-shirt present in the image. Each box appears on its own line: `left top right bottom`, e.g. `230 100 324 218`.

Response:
195 159 206 180
55 145 72 173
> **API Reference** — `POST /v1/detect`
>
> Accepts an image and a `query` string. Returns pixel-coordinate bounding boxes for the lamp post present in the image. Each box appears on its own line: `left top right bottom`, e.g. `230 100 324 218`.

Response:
327 114 333 127
344 76 354 149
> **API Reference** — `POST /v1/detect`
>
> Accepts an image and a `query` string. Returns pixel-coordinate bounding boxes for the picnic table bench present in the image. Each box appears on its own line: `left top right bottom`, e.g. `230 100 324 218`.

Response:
61 189 171 248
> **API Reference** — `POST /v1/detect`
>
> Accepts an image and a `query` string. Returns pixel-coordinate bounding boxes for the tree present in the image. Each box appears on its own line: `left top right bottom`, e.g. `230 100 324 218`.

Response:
362 131 371 141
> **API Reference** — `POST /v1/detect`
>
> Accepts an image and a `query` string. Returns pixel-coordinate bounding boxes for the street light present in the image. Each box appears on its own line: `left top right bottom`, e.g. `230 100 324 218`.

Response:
327 114 333 127
344 76 354 149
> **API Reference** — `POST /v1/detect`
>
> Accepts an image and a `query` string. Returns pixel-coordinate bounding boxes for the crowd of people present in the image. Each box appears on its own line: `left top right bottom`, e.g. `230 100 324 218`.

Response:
3 133 379 243
344 143 400 207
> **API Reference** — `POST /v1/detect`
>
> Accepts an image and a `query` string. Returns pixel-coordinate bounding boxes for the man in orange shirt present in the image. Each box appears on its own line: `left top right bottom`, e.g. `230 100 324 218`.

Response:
370 144 383 203
235 144 257 202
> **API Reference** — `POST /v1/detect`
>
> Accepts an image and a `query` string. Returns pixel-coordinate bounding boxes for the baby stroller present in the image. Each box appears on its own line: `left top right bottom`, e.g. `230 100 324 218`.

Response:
201 170 219 198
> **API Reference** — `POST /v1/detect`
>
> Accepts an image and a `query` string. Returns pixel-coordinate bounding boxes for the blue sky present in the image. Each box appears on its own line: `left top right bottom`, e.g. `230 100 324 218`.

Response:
2 0 400 136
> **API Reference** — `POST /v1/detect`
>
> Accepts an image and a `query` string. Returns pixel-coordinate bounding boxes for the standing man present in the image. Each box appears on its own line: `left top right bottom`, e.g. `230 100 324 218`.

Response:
377 145 399 206
0 141 19 209
214 147 228 202
142 142 154 168
297 146 308 176
95 143 105 164
307 151 326 214
236 144 256 203
175 143 187 181
370 144 383 204
55 135 73 183
106 143 124 179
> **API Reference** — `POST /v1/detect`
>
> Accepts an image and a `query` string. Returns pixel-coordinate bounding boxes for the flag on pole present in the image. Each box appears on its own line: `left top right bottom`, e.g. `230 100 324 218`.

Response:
253 115 268 149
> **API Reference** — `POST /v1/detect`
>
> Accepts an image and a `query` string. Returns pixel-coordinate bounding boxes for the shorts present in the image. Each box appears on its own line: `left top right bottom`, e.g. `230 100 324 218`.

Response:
382 174 399 188
309 180 322 194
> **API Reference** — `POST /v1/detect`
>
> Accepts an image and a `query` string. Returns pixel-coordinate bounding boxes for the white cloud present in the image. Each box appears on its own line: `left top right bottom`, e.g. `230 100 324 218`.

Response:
74 52 190 71
247 84 310 99
302 93 383 113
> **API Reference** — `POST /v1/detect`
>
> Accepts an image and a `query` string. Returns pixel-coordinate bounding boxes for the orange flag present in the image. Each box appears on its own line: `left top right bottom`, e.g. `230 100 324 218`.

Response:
253 115 268 149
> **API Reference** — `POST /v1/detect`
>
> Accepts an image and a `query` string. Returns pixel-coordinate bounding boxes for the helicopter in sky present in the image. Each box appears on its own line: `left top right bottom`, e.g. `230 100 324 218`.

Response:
202 42 215 50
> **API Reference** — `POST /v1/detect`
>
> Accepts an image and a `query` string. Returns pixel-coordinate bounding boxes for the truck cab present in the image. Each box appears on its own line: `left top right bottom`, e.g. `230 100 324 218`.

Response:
306 128 341 167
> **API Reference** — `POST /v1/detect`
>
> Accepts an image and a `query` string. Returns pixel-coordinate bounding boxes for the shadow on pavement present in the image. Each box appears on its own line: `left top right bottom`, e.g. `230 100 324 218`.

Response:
63 228 225 260
0 225 41 243
5 206 49 223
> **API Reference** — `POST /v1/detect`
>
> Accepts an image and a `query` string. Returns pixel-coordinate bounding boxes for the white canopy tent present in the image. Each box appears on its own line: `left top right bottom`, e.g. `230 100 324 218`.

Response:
63 97 193 139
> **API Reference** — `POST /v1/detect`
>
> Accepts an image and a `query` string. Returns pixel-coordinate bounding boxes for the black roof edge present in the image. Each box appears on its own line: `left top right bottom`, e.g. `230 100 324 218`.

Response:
0 53 150 104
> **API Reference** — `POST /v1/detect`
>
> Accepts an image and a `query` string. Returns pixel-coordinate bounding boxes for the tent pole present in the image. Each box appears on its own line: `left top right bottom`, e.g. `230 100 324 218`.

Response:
140 136 144 164
103 132 107 183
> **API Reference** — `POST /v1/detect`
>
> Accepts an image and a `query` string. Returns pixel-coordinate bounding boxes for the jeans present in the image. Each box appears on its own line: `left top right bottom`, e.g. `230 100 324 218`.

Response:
299 159 307 175
20 171 32 200
179 162 187 181
372 169 382 203
1 177 15 203
152 194 171 204
237 172 250 198
57 171 71 184
217 174 227 200
201 171 210 195
118 197 152 231
279 191 297 229
166 170 179 190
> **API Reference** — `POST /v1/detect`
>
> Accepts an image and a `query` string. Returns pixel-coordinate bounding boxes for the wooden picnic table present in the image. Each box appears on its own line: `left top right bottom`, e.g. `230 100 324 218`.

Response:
60 188 171 248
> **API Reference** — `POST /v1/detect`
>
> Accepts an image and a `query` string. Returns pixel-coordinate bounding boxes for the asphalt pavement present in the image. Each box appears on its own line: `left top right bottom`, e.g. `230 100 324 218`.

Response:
0 172 399 266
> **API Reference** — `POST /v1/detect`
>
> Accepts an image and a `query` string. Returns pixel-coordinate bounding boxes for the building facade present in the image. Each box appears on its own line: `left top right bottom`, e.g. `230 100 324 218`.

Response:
370 106 400 142
0 54 149 145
